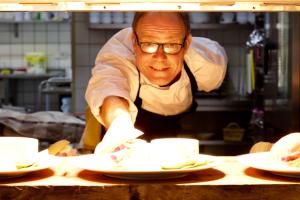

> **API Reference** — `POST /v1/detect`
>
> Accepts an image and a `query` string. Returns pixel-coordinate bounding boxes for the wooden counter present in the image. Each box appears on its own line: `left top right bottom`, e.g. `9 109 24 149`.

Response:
0 156 299 200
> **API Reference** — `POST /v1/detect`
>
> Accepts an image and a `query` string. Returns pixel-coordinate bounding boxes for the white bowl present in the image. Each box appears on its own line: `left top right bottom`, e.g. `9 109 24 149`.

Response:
150 138 199 168
0 137 38 170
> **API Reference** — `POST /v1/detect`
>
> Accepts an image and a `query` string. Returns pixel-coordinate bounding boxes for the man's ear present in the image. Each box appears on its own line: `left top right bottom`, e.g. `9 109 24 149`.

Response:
184 33 192 53
131 31 138 52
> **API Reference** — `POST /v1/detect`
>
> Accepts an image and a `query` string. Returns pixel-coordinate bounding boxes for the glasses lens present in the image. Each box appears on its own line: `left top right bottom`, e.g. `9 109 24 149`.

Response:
163 44 182 54
140 43 159 53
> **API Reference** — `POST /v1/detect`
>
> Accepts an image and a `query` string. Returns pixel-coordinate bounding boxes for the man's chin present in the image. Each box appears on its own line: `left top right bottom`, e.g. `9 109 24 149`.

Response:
149 78 171 87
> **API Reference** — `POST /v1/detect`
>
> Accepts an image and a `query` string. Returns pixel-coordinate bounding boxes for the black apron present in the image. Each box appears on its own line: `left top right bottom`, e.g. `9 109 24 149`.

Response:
134 63 198 141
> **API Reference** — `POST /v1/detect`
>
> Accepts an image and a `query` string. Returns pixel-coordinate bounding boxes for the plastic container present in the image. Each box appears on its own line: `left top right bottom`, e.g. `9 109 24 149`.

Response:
24 52 48 74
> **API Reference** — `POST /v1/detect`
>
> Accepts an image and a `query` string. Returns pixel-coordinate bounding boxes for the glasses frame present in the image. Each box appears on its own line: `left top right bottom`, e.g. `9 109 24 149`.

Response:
134 31 186 55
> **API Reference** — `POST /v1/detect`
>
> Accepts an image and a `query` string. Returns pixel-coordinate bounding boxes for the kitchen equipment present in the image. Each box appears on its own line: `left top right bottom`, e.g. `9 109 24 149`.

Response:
38 77 71 111
223 122 245 142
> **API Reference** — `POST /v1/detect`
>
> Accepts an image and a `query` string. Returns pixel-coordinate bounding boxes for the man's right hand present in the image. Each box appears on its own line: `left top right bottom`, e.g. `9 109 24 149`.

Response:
95 112 143 157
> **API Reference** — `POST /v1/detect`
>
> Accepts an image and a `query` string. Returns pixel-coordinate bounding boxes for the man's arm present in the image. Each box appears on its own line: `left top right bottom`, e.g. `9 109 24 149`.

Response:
100 96 130 129
85 28 139 126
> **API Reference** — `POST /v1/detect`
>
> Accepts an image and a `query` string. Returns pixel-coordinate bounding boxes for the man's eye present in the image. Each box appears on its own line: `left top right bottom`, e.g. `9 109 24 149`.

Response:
142 43 156 47
164 44 179 48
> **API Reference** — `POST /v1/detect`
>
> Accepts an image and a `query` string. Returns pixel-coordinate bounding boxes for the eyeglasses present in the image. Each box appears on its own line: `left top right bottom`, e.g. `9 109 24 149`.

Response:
134 32 186 55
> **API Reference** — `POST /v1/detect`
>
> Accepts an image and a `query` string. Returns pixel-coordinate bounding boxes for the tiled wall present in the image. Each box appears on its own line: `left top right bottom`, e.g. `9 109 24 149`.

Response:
73 12 252 113
0 17 72 111
0 21 71 71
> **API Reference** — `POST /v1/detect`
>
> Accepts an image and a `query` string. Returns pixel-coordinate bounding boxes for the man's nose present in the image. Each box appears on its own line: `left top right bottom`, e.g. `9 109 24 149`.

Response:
154 45 167 59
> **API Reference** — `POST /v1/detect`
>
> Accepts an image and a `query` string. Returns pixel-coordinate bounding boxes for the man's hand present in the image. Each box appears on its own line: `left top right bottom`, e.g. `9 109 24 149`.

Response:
95 112 143 157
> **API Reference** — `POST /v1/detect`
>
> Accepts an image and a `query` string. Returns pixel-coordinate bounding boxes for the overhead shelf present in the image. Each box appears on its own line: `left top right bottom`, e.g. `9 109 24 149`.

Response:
89 23 253 30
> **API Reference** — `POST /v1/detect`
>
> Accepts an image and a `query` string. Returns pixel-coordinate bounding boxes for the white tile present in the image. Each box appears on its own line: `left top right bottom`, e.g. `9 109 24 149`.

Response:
0 56 11 68
59 44 71 56
21 24 34 31
23 44 34 53
0 32 10 43
47 44 59 56
22 31 34 43
0 24 10 31
59 31 71 43
34 44 47 52
59 59 71 68
34 24 46 31
10 44 23 55
10 33 23 44
47 59 59 68
10 58 23 68
58 23 71 31
0 45 10 56
47 31 59 43
35 32 47 43
47 23 58 31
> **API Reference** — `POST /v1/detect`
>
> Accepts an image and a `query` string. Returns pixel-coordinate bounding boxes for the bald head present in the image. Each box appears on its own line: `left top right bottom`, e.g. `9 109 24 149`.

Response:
132 12 190 36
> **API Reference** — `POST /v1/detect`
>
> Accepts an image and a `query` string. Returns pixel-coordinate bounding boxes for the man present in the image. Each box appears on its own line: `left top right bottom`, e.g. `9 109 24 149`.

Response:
83 12 227 153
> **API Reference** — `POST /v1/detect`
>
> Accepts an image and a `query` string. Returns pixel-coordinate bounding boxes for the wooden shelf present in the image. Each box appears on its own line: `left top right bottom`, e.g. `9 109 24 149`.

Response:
89 23 254 30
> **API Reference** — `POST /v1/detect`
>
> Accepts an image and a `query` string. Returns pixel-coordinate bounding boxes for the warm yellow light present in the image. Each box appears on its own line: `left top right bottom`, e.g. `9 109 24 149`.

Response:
0 0 299 11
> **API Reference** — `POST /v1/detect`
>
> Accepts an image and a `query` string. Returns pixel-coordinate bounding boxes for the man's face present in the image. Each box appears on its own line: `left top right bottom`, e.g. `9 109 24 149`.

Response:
132 13 191 86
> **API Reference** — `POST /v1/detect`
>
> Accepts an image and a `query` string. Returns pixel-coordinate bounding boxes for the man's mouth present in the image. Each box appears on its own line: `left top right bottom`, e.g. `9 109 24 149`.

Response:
150 66 169 71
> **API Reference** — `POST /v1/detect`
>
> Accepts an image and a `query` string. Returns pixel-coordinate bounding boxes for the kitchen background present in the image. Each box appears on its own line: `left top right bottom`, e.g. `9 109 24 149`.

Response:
0 12 298 155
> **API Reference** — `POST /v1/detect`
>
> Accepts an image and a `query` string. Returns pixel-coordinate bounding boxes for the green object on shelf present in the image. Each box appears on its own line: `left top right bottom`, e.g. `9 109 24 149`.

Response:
24 52 48 74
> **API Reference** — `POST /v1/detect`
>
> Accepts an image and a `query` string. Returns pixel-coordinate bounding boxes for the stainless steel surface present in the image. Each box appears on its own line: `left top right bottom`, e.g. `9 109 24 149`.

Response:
38 77 72 111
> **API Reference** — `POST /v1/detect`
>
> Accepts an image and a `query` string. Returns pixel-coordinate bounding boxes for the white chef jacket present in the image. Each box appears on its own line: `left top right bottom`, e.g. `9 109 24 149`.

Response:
85 27 227 125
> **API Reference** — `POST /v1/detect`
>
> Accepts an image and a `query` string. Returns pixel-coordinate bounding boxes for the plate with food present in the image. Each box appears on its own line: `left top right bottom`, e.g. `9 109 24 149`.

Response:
239 133 300 178
0 152 61 178
75 138 219 180
238 152 300 177
0 137 63 178
75 153 219 180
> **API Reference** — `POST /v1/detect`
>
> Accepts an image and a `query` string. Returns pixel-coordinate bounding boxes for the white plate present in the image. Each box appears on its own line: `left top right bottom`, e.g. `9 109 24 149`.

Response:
75 154 219 180
0 154 61 178
238 152 300 178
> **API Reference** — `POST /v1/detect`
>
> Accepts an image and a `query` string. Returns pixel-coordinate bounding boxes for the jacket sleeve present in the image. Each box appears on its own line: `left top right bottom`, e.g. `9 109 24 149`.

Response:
85 28 139 124
184 37 228 92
